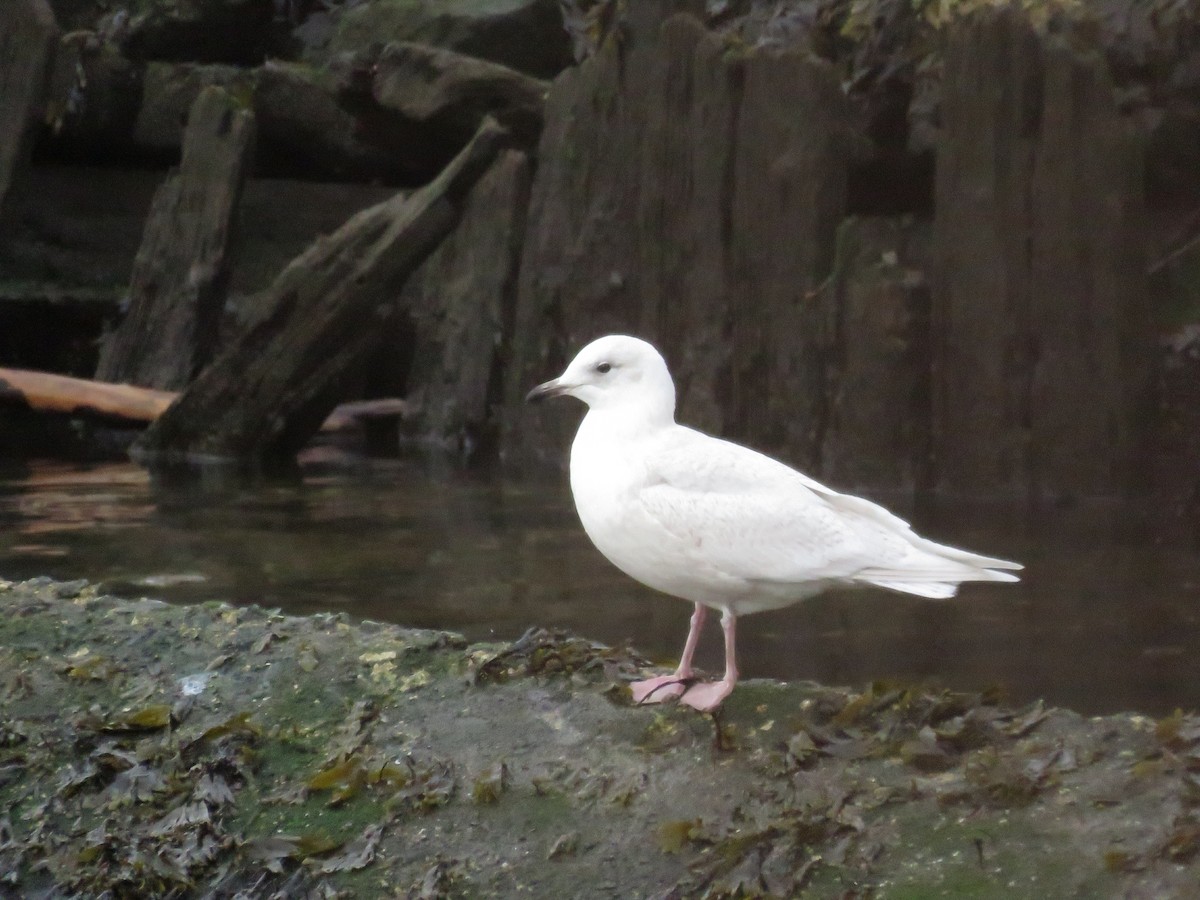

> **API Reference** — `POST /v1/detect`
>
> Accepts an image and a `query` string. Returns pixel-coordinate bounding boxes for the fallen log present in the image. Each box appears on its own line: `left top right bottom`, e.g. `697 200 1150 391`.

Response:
0 367 410 432
0 368 175 422
132 117 510 468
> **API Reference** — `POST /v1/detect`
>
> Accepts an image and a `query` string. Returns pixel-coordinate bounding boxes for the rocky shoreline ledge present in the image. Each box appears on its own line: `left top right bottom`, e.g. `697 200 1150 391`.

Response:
1 577 1197 897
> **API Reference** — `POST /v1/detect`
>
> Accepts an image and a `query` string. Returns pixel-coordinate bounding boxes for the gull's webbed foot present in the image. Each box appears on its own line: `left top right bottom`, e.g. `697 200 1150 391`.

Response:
679 679 734 713
630 674 689 704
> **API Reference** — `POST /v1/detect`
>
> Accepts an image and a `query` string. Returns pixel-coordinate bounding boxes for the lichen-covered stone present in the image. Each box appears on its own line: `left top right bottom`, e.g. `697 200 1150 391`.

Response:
367 41 547 147
2 576 1199 896
325 0 572 79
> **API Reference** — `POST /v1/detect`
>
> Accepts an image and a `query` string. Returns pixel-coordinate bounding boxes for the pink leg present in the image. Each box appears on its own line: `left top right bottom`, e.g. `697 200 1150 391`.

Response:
680 609 738 712
631 603 707 704
674 602 706 678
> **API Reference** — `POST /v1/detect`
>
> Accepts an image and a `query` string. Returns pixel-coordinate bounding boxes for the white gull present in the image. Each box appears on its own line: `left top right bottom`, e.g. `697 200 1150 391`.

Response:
526 335 1022 712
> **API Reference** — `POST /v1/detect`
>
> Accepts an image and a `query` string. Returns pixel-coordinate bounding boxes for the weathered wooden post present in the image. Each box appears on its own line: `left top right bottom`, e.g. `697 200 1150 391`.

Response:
0 0 58 238
95 86 256 390
933 8 1150 501
504 6 851 470
820 218 933 495
399 150 533 457
132 119 511 468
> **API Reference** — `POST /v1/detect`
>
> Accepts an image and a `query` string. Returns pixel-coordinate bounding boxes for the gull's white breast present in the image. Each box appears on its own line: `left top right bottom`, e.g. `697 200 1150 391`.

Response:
568 414 829 613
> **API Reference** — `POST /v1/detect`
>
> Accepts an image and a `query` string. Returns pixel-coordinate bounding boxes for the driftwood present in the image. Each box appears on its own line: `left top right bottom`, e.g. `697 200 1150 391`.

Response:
132 117 510 467
94 86 256 389
0 367 409 433
0 368 175 423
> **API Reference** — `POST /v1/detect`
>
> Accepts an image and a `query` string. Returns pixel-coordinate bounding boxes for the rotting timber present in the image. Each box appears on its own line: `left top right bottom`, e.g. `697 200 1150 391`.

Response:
93 85 256 393
1 576 1199 897
131 118 512 468
0 2 1197 513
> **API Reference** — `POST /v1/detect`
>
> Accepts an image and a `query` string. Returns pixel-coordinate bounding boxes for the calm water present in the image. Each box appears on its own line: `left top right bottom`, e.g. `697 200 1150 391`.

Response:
0 457 1196 716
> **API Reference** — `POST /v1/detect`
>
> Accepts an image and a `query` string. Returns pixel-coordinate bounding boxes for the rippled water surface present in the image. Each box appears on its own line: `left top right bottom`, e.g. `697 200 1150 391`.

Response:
1 458 1196 716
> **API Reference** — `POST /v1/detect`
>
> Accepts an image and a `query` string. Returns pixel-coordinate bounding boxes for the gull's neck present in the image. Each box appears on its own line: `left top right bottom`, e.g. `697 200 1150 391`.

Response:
573 408 676 460
578 398 675 445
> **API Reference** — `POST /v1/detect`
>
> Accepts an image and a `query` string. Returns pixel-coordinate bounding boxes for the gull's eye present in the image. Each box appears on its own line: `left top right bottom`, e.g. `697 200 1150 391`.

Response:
595 362 612 374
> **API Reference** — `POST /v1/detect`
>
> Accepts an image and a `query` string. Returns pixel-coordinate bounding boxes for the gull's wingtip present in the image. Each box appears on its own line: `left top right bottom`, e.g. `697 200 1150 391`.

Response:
990 559 1024 571
988 569 1022 583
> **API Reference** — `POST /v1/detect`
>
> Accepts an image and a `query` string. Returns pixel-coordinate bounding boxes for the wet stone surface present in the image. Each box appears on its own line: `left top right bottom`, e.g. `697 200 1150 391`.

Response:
0 577 1198 897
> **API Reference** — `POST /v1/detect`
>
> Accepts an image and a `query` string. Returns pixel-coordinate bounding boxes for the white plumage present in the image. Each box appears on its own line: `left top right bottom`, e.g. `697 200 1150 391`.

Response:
527 335 1022 711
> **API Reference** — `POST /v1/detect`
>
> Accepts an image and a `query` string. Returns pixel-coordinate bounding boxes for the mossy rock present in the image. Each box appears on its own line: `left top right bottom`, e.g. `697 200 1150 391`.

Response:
2 577 1199 896
327 0 573 78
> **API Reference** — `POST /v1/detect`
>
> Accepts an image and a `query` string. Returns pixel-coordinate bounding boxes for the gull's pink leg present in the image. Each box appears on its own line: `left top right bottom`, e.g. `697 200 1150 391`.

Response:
680 609 738 712
674 602 706 678
631 603 707 704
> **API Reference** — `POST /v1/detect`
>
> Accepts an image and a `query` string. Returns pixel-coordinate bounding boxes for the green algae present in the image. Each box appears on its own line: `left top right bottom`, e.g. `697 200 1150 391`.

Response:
1 576 1198 897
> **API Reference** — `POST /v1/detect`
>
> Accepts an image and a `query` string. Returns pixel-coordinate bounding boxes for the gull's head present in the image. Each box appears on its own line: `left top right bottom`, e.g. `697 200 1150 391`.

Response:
525 334 676 419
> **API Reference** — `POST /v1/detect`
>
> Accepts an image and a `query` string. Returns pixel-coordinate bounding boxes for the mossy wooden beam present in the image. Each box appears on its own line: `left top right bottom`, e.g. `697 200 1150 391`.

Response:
132 118 510 468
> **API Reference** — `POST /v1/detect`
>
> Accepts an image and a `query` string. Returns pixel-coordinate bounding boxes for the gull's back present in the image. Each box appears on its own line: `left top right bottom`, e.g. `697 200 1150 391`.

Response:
571 414 1020 613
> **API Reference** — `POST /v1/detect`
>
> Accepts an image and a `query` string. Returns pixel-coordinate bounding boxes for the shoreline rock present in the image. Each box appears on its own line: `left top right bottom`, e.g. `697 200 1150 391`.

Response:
1 575 1197 896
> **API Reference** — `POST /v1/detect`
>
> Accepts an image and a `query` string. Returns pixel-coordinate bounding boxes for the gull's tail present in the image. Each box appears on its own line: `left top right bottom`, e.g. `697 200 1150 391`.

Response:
817 483 1023 600
854 536 1023 600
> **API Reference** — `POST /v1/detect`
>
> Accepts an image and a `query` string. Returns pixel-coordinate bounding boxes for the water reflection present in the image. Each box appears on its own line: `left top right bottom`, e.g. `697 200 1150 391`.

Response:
0 458 1196 716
